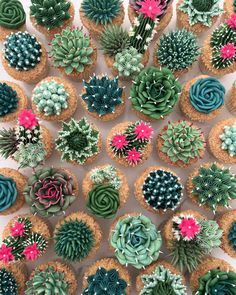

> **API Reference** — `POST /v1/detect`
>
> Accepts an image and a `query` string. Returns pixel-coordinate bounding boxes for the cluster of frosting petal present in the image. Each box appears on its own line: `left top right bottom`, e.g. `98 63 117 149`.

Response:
220 122 236 157
0 174 17 213
0 0 26 29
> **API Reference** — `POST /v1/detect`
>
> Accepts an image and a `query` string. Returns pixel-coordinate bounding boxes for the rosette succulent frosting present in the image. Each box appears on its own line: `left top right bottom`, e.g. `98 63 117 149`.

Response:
0 268 17 295
229 221 236 251
0 174 17 213
130 67 181 120
0 0 26 29
110 215 162 269
0 83 18 118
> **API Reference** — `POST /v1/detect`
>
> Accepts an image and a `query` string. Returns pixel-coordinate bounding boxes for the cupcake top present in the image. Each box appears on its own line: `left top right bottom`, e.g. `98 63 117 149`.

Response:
0 82 19 119
0 267 18 294
220 122 236 157
0 0 26 29
0 174 17 213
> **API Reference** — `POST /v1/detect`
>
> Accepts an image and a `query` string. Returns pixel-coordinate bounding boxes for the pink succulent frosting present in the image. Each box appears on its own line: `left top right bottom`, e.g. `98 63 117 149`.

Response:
137 0 162 20
10 221 25 237
23 243 40 261
112 134 128 150
0 244 14 264
178 217 201 240
18 109 39 129
127 148 141 164
226 14 236 29
135 122 154 140
220 43 236 59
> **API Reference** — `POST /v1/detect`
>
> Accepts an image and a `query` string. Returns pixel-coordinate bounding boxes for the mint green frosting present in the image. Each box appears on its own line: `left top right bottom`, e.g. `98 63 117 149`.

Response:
0 174 17 212
220 123 236 157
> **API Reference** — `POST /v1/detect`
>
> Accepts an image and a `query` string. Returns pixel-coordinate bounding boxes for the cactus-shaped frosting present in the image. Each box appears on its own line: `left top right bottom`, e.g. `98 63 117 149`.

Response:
30 0 71 30
49 27 94 75
192 163 236 212
142 169 183 211
0 83 18 118
0 128 18 159
3 32 42 71
25 266 69 295
220 123 236 157
228 221 236 251
234 0 236 12
0 268 17 294
0 174 17 213
56 117 99 164
81 0 121 25
82 267 128 295
90 165 122 190
33 80 69 116
157 29 200 71
130 0 170 17
0 0 26 29
82 74 123 116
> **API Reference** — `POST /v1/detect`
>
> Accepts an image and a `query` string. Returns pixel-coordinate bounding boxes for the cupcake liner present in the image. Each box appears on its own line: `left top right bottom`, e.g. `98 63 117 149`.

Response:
0 24 26 42
227 83 236 115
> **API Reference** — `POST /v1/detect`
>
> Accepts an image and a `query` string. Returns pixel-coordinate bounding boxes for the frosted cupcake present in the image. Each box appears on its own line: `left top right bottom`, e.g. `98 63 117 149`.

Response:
227 80 236 115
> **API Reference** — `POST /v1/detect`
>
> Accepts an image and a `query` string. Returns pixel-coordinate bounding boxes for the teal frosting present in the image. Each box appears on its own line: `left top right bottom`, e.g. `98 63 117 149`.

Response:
228 221 236 252
189 77 225 114
0 174 17 212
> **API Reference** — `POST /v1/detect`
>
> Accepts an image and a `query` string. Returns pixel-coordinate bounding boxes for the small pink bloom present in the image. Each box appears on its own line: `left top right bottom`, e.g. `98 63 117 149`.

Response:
135 122 154 140
137 0 162 20
10 221 25 237
127 148 141 164
23 243 40 261
0 244 14 264
18 109 38 129
220 43 236 59
112 134 128 150
178 217 201 240
226 14 236 29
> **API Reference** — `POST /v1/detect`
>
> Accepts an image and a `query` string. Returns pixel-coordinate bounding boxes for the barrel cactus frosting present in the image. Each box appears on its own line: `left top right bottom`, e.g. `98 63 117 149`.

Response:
130 67 181 120
0 83 18 118
220 123 236 157
110 214 162 269
3 32 42 71
0 0 26 29
0 268 17 294
229 221 236 251
130 0 170 17
0 174 17 213
189 77 225 113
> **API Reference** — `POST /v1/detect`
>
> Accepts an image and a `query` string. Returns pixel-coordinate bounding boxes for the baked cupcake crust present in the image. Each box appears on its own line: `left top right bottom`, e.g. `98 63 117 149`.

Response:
227 83 236 115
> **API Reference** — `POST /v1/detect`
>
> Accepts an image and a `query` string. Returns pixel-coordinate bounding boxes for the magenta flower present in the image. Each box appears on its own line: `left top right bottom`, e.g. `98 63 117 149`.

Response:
226 14 236 29
18 109 38 129
135 122 154 140
112 134 128 150
10 221 25 237
137 0 162 20
0 244 14 264
220 43 236 59
23 243 40 261
178 217 201 240
127 148 141 164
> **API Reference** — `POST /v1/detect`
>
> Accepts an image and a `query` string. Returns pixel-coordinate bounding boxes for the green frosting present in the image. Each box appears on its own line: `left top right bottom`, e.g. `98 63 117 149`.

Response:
49 27 94 75
110 215 162 269
0 0 25 29
195 269 236 295
229 221 236 251
0 174 17 213
0 268 18 295
220 123 236 157
0 83 18 118
0 128 18 159
130 67 181 120
140 265 187 295
234 0 236 12
90 165 122 190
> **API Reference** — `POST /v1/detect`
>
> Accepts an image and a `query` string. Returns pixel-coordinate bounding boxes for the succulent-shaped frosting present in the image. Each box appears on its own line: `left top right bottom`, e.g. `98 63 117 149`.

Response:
142 169 183 211
0 268 18 295
0 83 18 118
234 0 236 12
220 123 236 157
54 218 95 261
81 0 121 25
90 165 122 190
160 121 205 164
110 215 162 269
140 265 187 295
24 167 76 217
82 267 128 295
130 0 170 18
49 27 94 75
82 74 123 116
25 266 69 295
157 29 200 71
3 32 42 71
228 221 236 251
33 80 69 116
0 174 17 213
30 0 71 30
196 269 236 295
189 77 225 113
0 128 18 159
0 0 26 29
100 25 130 57
56 117 99 164
192 163 236 212
130 67 181 120
179 0 222 27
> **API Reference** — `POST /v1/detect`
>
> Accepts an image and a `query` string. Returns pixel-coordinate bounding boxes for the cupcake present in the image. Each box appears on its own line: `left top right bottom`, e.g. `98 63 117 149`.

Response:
136 260 187 294
134 166 183 214
187 163 236 213
163 210 222 272
224 0 236 19
0 109 54 169
25 260 77 295
227 80 236 114
32 76 78 122
0 81 28 123
82 165 129 219
56 117 102 165
157 120 206 168
30 0 74 39
106 121 153 167
109 213 162 269
190 257 236 294
208 118 236 163
0 214 51 264
49 27 97 81
130 67 181 121
80 0 124 38
0 0 26 41
2 32 48 84
177 0 222 34
81 74 126 121
218 210 236 258
153 29 200 77
53 212 102 262
179 75 225 122
0 168 26 215
24 167 79 218
200 14 236 76
82 258 131 294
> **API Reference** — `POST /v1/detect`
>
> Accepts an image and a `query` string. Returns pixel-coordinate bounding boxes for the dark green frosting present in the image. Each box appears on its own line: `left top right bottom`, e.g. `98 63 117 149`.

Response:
234 0 236 12
0 83 18 118
229 221 236 251
0 0 25 29
0 268 17 295
0 174 17 212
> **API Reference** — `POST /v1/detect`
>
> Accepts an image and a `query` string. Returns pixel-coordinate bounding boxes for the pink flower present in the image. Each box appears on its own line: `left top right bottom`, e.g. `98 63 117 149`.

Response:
112 134 128 150
220 43 236 59
135 122 154 140
127 148 141 164
10 221 25 237
18 109 38 129
226 14 236 29
137 0 162 20
178 217 201 240
23 243 40 261
0 244 14 264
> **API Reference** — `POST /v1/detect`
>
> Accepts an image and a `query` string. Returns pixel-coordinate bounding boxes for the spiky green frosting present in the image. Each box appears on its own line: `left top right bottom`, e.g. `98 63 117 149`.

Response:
56 117 100 164
130 67 181 120
25 266 69 295
0 83 18 118
54 218 95 261
49 27 94 75
229 221 236 251
0 0 26 29
140 265 187 295
0 268 18 295
30 0 71 30
82 74 123 116
3 32 42 71
81 0 121 25
220 123 236 157
0 128 18 159
157 29 200 71
192 163 236 212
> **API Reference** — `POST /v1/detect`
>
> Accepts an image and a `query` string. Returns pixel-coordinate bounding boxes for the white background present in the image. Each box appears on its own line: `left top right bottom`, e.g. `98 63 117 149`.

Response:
0 0 236 294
